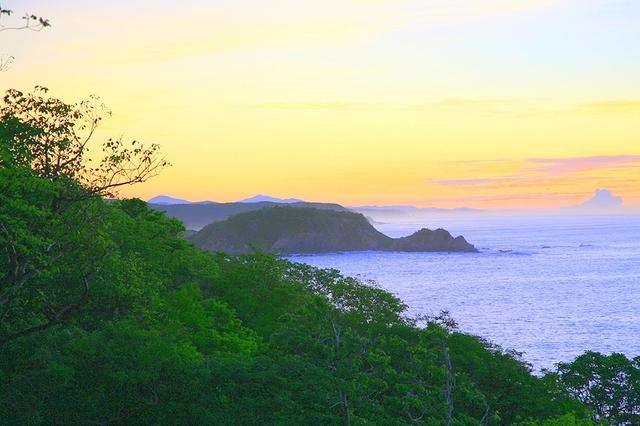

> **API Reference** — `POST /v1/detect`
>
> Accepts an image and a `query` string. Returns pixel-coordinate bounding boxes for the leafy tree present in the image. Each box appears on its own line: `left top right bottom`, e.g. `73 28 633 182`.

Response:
516 413 596 426
551 351 640 424
0 88 167 346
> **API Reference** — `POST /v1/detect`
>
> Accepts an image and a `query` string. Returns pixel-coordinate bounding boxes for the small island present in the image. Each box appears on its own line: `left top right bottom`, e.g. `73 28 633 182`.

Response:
189 206 478 254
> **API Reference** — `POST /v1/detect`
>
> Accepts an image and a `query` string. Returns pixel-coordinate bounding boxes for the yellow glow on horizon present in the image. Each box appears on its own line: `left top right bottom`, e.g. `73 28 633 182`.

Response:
2 0 639 209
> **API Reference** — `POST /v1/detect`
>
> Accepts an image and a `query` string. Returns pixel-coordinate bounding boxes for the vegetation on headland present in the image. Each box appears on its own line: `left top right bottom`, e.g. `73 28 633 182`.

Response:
1 88 639 425
189 206 477 254
149 198 347 230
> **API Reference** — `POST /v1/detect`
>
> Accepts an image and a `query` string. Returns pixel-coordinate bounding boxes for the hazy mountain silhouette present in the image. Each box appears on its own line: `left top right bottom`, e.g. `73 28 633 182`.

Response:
148 195 193 205
238 194 303 203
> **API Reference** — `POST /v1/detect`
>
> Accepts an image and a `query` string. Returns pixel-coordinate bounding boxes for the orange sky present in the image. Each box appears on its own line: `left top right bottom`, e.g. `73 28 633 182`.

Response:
2 0 640 208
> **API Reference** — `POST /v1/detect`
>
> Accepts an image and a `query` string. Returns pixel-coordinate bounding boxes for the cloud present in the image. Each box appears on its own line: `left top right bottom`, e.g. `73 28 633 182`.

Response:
432 155 640 189
432 177 518 186
64 14 397 65
573 100 640 115
430 191 583 202
241 98 522 112
432 175 599 190
529 155 640 175
52 0 565 66
242 98 640 117
411 99 523 114
474 0 560 14
241 101 385 111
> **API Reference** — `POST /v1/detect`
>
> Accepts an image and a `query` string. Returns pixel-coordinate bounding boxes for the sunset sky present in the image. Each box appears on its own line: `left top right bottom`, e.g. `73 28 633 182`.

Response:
3 0 640 208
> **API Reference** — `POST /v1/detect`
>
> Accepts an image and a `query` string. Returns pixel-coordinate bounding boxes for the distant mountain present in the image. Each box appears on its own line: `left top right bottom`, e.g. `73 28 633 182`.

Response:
148 195 193 205
238 194 303 204
188 206 477 254
572 189 623 211
149 201 347 230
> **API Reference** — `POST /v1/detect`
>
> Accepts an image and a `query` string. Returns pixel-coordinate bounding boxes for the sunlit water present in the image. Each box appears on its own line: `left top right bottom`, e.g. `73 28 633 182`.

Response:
288 214 640 371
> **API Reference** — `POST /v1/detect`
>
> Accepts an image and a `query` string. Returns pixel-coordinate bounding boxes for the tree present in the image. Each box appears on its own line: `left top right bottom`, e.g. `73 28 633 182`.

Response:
0 87 168 197
552 351 640 424
0 88 168 346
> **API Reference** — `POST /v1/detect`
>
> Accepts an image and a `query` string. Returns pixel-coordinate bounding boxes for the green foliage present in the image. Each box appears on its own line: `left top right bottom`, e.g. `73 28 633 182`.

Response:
551 351 640 424
516 413 596 426
191 205 389 254
1 174 593 424
0 165 104 344
0 87 616 424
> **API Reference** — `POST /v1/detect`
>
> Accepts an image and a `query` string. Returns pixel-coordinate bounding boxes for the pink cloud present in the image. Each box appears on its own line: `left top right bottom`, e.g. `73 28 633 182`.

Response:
528 155 640 175
433 155 640 188
432 177 517 186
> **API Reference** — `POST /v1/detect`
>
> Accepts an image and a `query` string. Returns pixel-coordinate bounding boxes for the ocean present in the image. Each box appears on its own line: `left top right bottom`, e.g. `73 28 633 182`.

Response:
288 213 640 371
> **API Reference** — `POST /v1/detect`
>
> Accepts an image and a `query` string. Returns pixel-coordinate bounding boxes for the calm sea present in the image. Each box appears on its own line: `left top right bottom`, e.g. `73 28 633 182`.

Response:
288 214 640 371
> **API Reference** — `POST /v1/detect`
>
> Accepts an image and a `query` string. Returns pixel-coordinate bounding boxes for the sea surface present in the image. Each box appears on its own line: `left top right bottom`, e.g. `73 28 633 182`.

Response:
288 214 640 371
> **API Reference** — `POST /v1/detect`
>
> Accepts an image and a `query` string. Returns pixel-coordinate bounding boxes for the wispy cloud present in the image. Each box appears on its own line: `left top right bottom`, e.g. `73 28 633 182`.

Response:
241 98 523 113
429 191 584 203
432 177 517 186
473 0 560 14
432 155 640 189
573 100 640 115
529 155 640 175
240 98 640 116
240 101 385 111
432 175 599 190
52 0 565 65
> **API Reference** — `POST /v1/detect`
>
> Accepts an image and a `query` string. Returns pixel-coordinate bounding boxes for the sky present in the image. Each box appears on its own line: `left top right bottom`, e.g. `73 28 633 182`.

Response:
2 0 640 208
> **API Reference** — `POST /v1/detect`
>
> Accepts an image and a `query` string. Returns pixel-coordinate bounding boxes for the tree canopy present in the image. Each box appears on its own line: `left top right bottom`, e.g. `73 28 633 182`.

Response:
0 87 632 425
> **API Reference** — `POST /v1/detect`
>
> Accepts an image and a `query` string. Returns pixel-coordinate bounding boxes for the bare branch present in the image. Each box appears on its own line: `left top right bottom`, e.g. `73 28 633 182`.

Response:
0 54 13 71
0 10 50 32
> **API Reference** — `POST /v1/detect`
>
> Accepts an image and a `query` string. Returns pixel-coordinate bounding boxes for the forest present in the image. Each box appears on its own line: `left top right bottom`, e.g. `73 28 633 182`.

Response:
0 86 639 425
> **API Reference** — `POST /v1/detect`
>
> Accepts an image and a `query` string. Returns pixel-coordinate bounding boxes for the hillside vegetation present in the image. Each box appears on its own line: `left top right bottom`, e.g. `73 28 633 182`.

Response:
150 200 347 230
2 88 640 425
190 206 477 254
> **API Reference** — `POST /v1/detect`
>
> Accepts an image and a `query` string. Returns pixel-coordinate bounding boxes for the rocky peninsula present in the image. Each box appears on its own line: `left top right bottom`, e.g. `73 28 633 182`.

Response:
189 206 477 254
